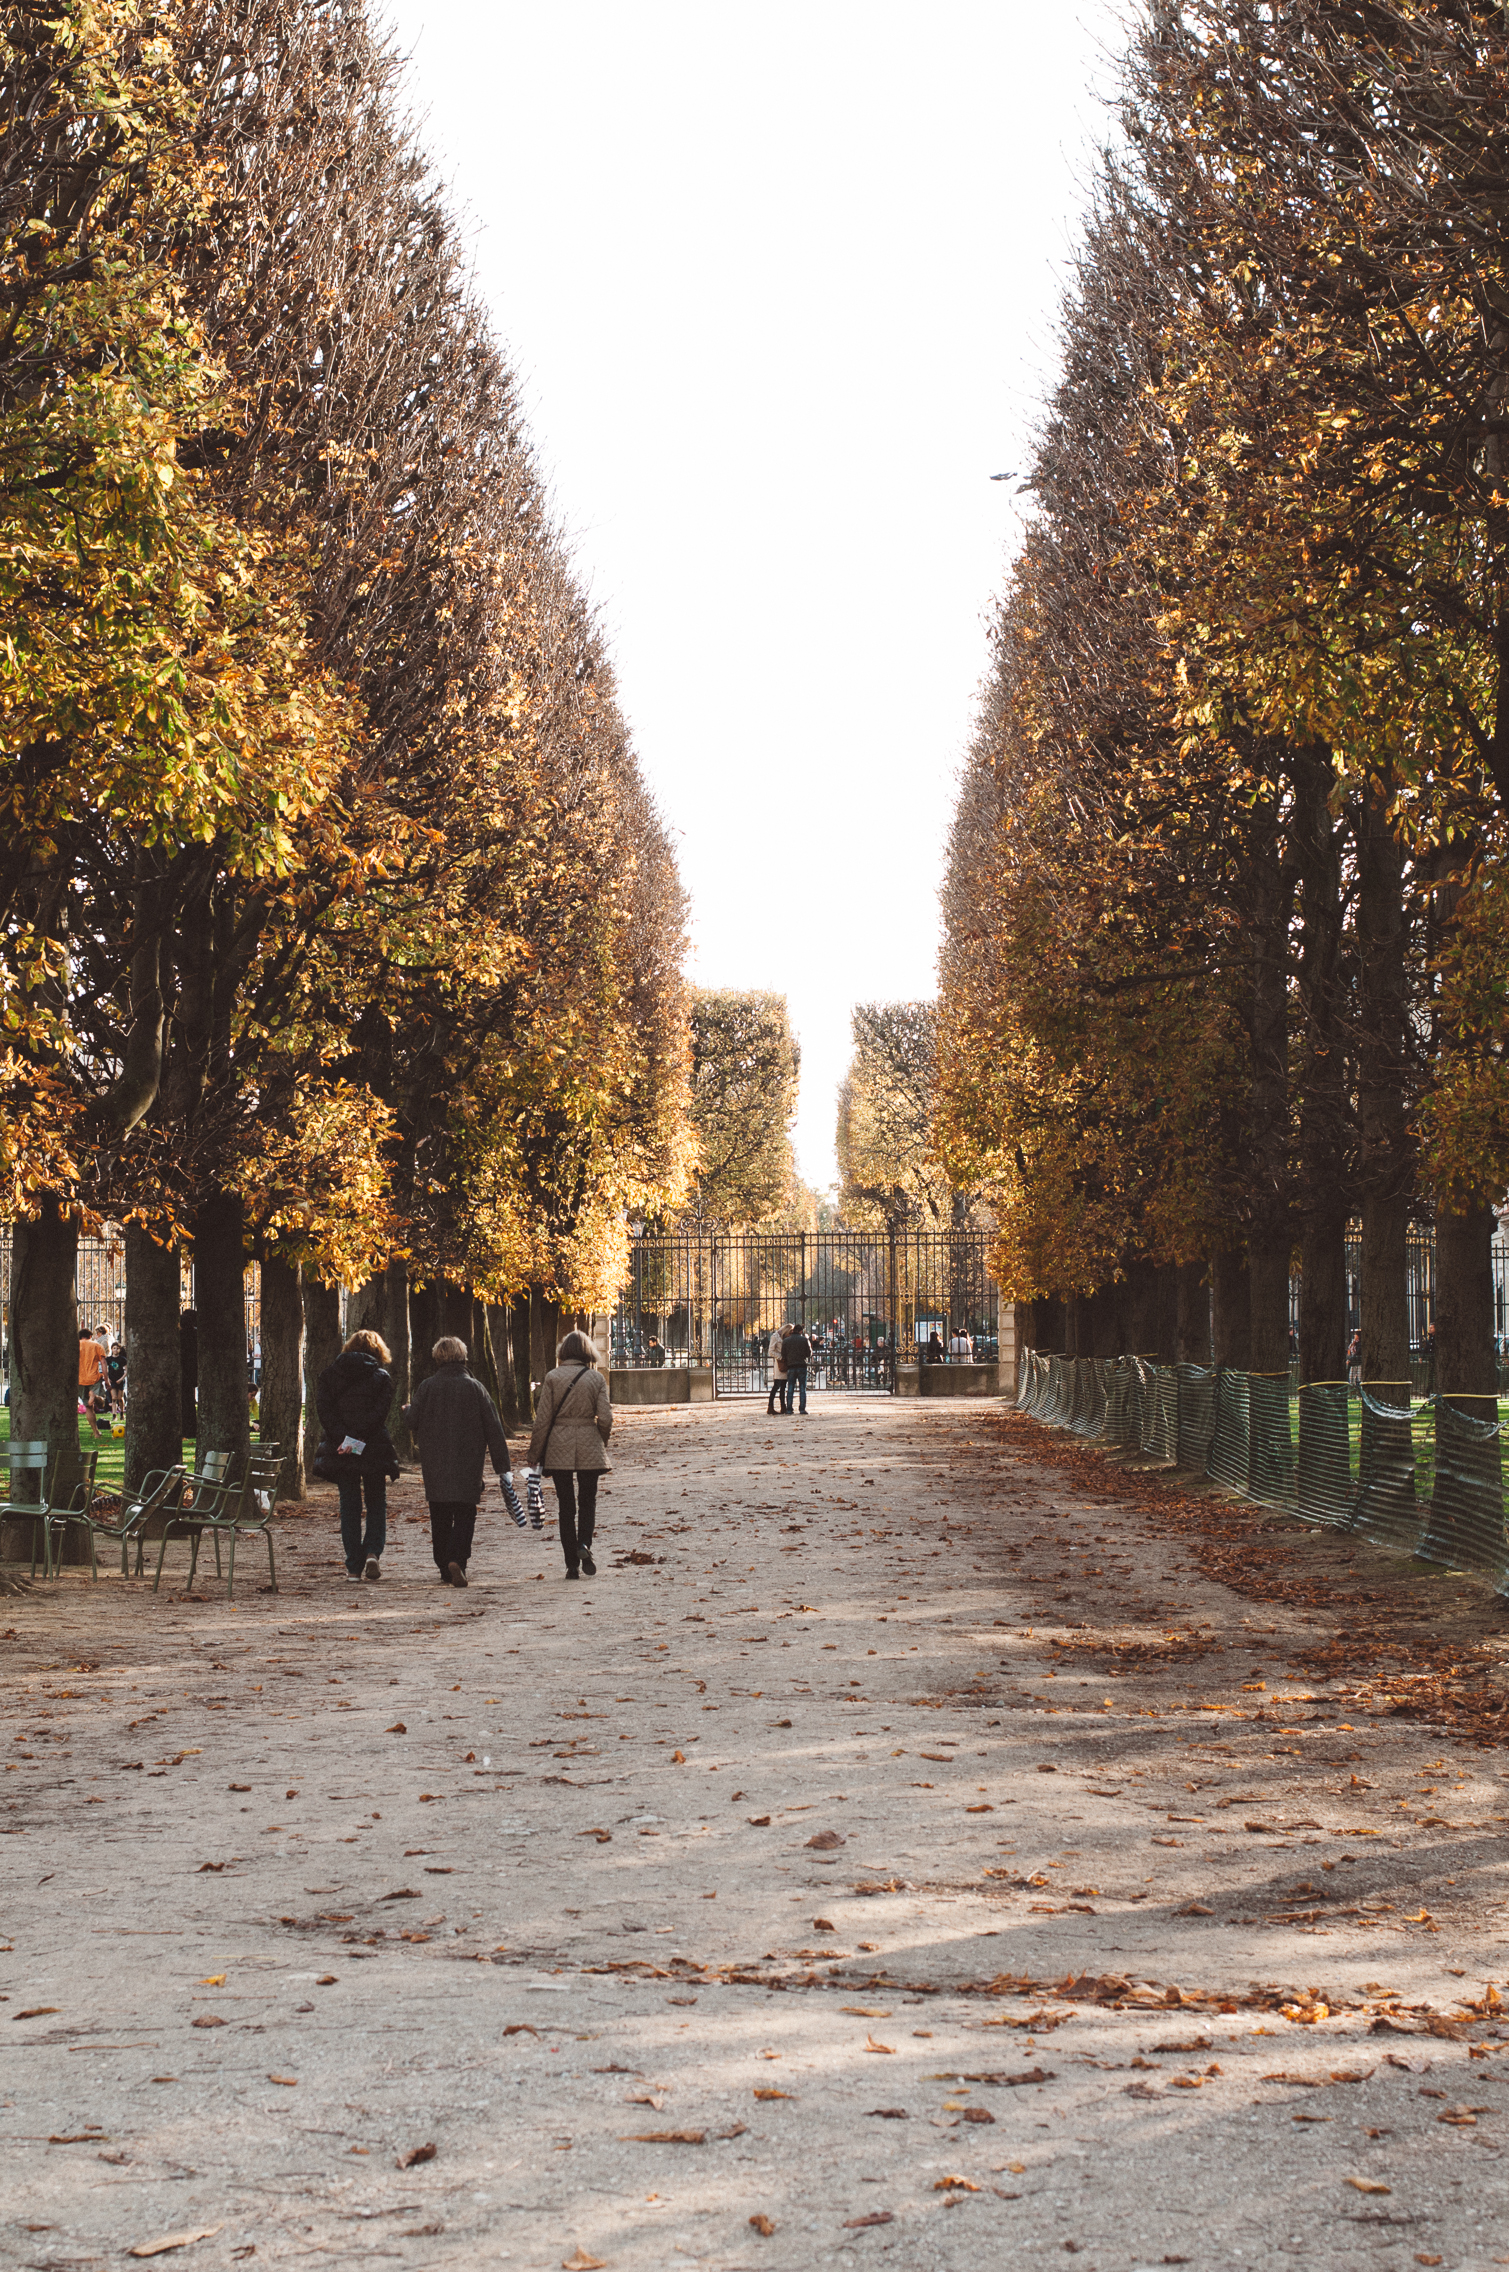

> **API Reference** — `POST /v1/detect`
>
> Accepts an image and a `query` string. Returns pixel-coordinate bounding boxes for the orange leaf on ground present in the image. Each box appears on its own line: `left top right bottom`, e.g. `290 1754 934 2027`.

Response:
748 2215 776 2236
561 2252 607 2271
396 2143 437 2169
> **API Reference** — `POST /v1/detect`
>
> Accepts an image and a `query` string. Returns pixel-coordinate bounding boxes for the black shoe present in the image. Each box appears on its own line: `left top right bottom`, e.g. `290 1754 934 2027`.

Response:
438 1565 452 1583
581 1550 596 1577
447 1561 468 1589
564 1566 579 1580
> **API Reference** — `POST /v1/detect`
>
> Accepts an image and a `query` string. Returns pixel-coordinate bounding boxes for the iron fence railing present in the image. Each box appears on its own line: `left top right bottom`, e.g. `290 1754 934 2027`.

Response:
0 1226 261 1381
610 1230 1000 1394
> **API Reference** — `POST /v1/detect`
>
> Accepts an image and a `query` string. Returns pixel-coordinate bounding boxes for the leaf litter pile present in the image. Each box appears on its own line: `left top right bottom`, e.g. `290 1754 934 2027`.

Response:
984 1406 1509 1747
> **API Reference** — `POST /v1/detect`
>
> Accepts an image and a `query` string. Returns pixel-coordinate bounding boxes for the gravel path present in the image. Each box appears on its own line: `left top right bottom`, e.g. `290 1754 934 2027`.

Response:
4 1393 1508 2272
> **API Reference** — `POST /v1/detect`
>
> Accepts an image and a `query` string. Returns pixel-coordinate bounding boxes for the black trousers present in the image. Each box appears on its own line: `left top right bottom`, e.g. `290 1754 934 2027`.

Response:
428 1500 477 1572
550 1470 599 1569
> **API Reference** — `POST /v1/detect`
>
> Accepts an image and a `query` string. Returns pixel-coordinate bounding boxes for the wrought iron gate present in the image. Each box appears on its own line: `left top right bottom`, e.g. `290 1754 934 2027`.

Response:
608 1230 999 1396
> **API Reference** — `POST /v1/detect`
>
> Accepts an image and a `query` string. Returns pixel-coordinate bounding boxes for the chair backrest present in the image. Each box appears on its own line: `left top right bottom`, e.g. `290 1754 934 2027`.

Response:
199 1452 236 1484
3 1440 48 1493
48 1445 99 1512
247 1448 281 1518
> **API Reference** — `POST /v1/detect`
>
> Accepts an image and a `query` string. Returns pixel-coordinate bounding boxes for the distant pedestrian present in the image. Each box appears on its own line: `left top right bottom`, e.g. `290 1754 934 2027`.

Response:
528 1331 613 1581
404 1335 512 1588
926 1329 944 1366
106 1341 127 1416
78 1328 108 1435
781 1322 811 1416
315 1330 401 1582
767 1322 792 1416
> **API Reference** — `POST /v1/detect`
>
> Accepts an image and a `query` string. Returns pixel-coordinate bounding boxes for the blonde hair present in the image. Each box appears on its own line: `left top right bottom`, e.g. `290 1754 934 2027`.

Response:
557 1330 598 1366
343 1329 391 1363
432 1335 469 1364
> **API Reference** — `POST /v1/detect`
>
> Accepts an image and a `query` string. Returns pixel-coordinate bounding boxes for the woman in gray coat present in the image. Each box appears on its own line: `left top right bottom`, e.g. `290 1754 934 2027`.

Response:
527 1330 613 1579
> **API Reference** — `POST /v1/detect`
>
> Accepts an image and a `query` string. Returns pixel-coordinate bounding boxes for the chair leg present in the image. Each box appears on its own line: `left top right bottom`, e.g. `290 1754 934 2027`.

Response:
226 1529 236 1601
265 1529 278 1593
213 1531 222 1576
188 1530 200 1588
152 1529 171 1593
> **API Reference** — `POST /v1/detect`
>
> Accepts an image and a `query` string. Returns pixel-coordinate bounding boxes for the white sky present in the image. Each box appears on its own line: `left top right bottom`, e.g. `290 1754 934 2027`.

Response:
382 0 1122 1188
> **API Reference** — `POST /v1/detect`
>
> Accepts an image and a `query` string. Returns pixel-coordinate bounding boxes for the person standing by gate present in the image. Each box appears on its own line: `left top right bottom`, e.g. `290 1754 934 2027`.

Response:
767 1322 792 1416
781 1321 811 1416
528 1330 613 1580
404 1335 513 1587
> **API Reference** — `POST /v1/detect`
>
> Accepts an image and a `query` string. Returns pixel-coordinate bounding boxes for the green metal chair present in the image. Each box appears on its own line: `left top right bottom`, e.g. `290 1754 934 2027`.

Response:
0 1440 52 1576
16 1447 101 1577
149 1450 240 1593
211 1444 282 1602
47 1460 188 1582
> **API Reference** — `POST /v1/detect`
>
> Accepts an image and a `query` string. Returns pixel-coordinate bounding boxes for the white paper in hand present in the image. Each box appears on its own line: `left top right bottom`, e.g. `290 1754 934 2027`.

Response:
338 1436 366 1456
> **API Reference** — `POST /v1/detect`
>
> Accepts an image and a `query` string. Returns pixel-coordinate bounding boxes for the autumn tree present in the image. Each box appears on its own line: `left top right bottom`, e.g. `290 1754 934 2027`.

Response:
678 990 799 1230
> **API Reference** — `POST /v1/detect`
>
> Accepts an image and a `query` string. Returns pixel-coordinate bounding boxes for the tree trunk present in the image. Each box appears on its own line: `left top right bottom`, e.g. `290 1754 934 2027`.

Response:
1356 783 1413 1382
302 1280 343 1476
1066 1295 1091 1359
509 1292 534 1423
408 1279 441 1399
259 1253 305 1501
1175 1261 1209 1364
1434 1201 1499 1396
1293 745 1351 1385
124 1224 182 1493
1246 800 1295 1373
1090 1281 1127 1358
192 1187 251 1463
485 1301 519 1429
1211 1249 1252 1369
1298 1209 1348 1383
10 1195 81 1464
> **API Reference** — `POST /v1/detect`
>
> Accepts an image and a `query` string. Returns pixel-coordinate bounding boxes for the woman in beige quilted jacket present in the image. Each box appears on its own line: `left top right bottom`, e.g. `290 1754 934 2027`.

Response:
527 1330 613 1580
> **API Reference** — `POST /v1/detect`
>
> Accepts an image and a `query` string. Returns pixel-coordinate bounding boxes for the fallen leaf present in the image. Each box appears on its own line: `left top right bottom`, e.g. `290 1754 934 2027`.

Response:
561 2252 607 2272
380 1888 421 1901
961 2107 996 2125
842 2006 892 2018
865 2108 908 2119
807 1830 845 1850
1345 2178 1391 2196
50 2133 107 2144
228 1784 250 1792
622 2129 705 2144
966 1804 995 1814
386 1723 407 1734
1006 2161 1026 2173
749 2213 776 2236
266 2075 298 2087
580 1829 612 1843
934 2176 980 2192
396 2142 437 2169
844 2210 896 2227
196 1863 226 1874
864 2035 896 2054
129 2228 223 2259
14 2007 59 2020
190 2016 225 2029
1176 1904 1213 1917
747 1815 771 1827
198 1976 226 1988
502 2024 539 2038
753 2088 793 2100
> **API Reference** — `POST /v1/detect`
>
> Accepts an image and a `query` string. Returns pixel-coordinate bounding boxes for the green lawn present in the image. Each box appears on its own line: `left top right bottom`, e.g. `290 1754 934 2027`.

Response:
1 1412 196 1496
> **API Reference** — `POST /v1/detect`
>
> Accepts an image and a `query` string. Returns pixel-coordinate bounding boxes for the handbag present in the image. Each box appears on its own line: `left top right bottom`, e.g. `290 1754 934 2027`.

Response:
312 1439 358 1482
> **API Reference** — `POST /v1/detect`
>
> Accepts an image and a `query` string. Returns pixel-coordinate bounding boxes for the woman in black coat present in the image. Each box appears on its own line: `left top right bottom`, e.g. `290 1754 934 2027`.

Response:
315 1330 400 1582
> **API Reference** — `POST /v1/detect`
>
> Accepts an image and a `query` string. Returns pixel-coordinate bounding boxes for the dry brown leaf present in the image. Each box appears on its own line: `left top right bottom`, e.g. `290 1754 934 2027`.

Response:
266 2075 298 2087
396 2142 437 2169
749 2214 776 2236
841 2006 892 2018
561 2251 607 2271
753 2088 793 2101
1344 2178 1391 2196
622 2129 705 2145
189 2016 225 2029
128 2228 223 2259
934 2176 980 2192
864 2035 896 2054
807 1830 844 1850
386 1723 407 1734
844 2211 896 2227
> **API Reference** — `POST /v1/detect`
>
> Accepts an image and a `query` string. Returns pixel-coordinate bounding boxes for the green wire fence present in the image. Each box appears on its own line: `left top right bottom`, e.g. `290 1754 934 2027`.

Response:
1017 1350 1507 1596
